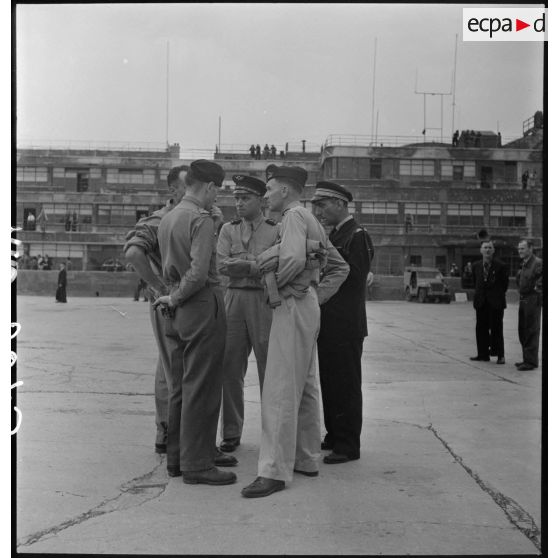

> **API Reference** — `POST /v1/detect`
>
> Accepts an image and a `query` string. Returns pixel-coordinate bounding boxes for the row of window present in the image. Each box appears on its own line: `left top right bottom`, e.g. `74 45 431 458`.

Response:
17 166 170 184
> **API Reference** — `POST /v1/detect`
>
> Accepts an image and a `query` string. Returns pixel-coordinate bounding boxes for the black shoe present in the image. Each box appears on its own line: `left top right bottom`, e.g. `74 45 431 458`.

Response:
496 357 506 365
470 356 490 362
182 467 237 485
167 467 181 477
219 438 240 453
214 448 238 467
241 477 285 498
321 439 334 450
155 443 167 454
514 362 524 367
323 452 359 464
294 469 319 477
517 363 536 371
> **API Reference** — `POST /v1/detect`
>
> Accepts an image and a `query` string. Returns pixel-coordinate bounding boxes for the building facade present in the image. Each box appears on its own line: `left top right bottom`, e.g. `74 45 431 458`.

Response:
16 115 543 276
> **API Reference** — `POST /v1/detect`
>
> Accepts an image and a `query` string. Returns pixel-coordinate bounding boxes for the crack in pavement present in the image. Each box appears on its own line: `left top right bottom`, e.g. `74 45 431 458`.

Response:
426 423 541 552
18 457 169 548
19 390 154 396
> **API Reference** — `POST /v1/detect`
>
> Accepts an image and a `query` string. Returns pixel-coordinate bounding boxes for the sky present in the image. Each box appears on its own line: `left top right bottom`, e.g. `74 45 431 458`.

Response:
15 3 545 153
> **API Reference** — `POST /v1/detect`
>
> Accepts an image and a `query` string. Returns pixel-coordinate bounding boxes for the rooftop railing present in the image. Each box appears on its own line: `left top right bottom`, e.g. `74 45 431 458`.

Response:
17 139 171 153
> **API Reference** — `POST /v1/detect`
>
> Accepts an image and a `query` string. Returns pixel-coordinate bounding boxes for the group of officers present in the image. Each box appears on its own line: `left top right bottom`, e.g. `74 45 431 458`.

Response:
124 160 373 498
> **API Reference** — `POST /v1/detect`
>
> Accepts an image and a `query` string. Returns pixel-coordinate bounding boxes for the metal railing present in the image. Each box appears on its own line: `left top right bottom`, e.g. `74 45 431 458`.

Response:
17 138 171 152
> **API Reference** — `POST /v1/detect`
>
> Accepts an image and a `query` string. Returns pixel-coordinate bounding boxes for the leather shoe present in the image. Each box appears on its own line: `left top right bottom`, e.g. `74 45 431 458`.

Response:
242 477 285 498
155 443 167 454
214 448 238 467
517 363 535 371
323 452 359 464
294 469 319 477
514 362 524 367
496 357 505 365
182 467 237 485
470 356 490 362
167 467 181 477
219 438 240 452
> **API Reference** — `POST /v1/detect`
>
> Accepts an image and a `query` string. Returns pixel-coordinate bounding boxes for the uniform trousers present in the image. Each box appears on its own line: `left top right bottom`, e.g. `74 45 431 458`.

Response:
475 304 505 358
258 288 321 482
518 294 542 367
221 288 272 440
163 286 226 472
317 336 363 459
149 304 170 446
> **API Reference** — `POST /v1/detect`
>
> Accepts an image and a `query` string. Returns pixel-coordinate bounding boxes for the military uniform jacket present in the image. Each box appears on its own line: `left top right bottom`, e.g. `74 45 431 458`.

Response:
157 195 220 307
320 218 373 340
472 258 509 310
217 215 279 289
516 254 543 300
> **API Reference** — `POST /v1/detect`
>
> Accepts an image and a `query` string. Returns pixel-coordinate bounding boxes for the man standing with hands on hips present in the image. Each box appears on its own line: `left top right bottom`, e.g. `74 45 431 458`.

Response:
154 160 236 486
311 181 374 465
515 239 543 371
217 175 279 453
241 166 349 499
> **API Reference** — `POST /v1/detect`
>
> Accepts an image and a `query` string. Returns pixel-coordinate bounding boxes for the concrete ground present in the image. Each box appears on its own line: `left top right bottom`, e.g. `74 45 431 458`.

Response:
14 296 542 555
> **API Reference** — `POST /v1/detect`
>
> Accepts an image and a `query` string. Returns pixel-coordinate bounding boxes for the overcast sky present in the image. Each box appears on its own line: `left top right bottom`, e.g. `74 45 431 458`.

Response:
16 3 545 151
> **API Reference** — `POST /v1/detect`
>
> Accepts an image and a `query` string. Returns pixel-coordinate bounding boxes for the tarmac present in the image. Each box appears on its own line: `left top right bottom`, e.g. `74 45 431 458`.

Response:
14 295 542 555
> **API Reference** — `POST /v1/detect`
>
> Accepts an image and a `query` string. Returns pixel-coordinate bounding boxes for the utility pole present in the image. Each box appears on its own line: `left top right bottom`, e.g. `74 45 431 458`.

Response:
371 38 377 144
451 33 458 136
415 70 451 143
165 41 170 146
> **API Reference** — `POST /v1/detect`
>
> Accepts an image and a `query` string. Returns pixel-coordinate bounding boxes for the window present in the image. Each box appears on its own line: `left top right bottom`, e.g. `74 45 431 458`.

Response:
370 159 382 179
441 160 475 179
435 255 447 273
447 204 484 226
489 204 527 227
106 169 156 184
28 243 84 258
504 162 517 182
337 158 353 178
399 160 435 177
453 166 464 180
360 202 398 224
409 255 422 266
17 166 48 182
404 203 441 226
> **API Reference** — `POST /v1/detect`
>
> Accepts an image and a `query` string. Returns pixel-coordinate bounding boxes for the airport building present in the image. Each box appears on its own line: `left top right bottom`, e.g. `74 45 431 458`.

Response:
16 113 543 276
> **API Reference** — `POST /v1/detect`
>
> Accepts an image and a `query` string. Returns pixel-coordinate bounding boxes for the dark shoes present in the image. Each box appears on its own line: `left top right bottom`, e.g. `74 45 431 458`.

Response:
241 477 285 498
155 443 167 454
323 452 359 464
182 467 237 485
515 362 524 367
496 357 505 365
294 469 319 477
470 356 490 362
214 448 238 467
167 467 181 477
517 363 536 371
219 438 240 453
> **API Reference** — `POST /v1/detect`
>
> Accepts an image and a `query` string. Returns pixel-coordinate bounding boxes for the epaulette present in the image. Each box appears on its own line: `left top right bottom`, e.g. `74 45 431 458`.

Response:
230 219 242 225
265 218 277 226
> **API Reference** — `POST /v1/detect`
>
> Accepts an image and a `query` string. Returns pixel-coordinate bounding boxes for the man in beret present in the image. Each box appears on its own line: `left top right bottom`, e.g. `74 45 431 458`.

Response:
217 175 280 453
124 165 188 456
241 166 349 498
311 181 374 465
154 160 237 486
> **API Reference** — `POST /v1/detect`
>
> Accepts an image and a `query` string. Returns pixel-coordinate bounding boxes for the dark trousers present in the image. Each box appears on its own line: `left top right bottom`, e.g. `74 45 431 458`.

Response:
55 285 67 302
475 304 505 358
164 286 226 472
317 336 363 458
519 295 542 367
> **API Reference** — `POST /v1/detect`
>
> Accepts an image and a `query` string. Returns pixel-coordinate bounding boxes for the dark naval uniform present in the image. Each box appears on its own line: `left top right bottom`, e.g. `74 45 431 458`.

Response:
516 253 543 368
124 205 172 451
312 182 374 461
217 175 280 447
157 166 227 475
472 257 509 360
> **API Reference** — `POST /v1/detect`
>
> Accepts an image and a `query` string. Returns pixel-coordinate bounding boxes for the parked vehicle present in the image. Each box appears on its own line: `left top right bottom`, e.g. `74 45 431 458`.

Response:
403 266 451 303
100 258 125 272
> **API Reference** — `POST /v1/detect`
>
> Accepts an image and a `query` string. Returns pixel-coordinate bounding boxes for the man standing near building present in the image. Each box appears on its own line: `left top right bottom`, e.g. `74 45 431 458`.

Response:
515 239 543 371
124 165 188 455
470 239 509 364
217 175 279 453
154 160 236 486
310 181 374 464
55 262 67 303
241 166 349 498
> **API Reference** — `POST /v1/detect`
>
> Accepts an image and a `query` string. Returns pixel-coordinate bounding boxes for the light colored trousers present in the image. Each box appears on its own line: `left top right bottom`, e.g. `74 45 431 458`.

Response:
221 288 272 440
258 288 322 482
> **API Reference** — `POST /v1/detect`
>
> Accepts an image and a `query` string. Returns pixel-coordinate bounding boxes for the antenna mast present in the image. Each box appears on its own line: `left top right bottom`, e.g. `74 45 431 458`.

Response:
166 41 170 146
371 38 377 144
451 33 458 135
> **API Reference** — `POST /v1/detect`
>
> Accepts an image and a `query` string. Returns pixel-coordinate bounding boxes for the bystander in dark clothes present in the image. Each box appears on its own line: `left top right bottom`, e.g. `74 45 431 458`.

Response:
521 171 529 190
249 145 256 159
134 278 149 301
263 144 270 159
270 145 277 158
56 263 67 303
255 144 261 160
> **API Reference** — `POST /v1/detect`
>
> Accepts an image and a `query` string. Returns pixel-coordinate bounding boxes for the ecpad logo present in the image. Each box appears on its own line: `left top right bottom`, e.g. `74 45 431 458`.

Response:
463 8 547 42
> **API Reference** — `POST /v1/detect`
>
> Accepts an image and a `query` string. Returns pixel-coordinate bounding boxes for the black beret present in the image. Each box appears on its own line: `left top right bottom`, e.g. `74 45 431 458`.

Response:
232 175 266 196
267 165 308 190
188 159 225 187
265 164 278 181
311 181 353 203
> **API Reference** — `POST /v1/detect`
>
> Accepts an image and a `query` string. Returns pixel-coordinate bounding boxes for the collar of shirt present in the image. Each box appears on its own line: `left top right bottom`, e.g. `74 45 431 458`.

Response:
243 213 264 230
332 215 353 233
282 201 302 216
522 254 534 267
178 194 205 209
